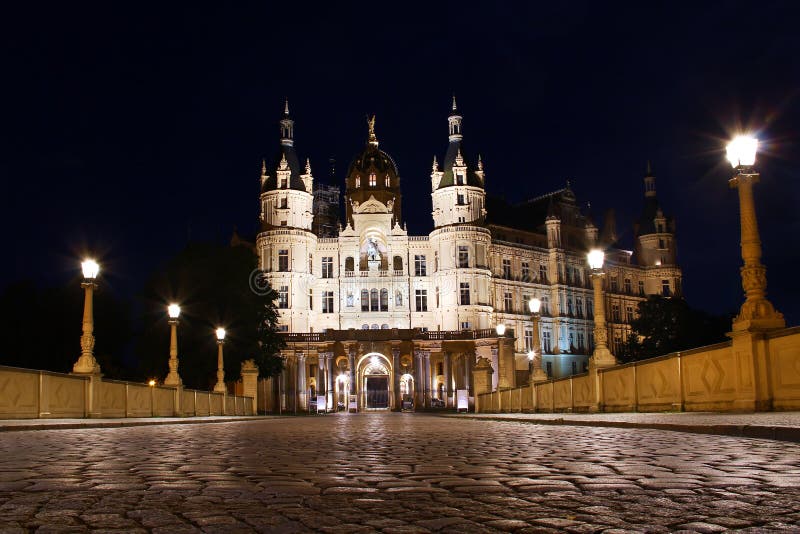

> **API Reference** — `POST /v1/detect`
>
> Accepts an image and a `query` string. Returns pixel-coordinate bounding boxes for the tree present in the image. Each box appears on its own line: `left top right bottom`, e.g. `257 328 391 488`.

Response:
618 296 732 363
135 242 284 389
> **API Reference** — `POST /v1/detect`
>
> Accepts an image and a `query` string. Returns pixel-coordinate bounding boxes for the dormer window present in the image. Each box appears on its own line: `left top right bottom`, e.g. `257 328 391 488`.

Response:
456 172 464 185
279 177 287 188
369 173 377 187
385 176 390 187
279 197 288 209
355 175 361 188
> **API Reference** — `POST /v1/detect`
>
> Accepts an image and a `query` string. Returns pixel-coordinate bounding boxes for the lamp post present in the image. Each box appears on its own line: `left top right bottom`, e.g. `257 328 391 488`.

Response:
213 327 227 393
164 303 182 386
528 298 548 382
726 135 785 331
73 259 101 374
587 249 616 368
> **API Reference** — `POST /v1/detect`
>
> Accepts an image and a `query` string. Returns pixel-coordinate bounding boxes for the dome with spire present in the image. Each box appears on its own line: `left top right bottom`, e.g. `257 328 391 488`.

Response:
436 97 483 190
346 115 399 186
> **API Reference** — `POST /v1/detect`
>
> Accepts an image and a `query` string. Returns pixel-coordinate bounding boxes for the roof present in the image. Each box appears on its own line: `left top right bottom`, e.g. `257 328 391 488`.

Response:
347 142 399 179
486 187 584 232
261 144 306 192
437 139 482 189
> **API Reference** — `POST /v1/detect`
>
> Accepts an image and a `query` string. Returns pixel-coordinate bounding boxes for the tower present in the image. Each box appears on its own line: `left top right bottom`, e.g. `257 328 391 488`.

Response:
429 97 492 331
633 162 681 296
256 101 317 332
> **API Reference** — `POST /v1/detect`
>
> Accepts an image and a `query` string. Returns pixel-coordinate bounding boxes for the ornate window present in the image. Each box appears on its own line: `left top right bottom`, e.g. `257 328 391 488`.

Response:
361 289 369 312
369 173 377 187
458 246 469 268
414 255 427 276
355 175 361 188
380 288 388 311
502 259 511 279
345 256 355 272
278 286 289 309
503 292 513 313
370 289 379 311
460 283 470 305
415 289 428 311
321 257 333 278
278 250 289 272
322 291 334 314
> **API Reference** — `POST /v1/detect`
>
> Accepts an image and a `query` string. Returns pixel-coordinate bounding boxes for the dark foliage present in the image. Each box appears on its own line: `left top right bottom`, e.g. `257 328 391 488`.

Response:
135 242 284 388
618 296 732 363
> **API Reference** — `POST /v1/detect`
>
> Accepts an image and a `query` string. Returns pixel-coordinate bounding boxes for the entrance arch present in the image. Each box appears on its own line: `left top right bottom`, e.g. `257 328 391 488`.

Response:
357 352 392 410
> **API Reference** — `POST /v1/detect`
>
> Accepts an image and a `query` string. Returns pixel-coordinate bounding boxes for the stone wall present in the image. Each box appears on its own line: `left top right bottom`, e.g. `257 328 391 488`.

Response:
477 326 800 413
0 365 255 419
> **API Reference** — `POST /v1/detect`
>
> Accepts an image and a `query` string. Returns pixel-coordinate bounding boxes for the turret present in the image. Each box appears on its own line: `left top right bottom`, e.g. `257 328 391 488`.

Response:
634 162 676 267
431 97 487 228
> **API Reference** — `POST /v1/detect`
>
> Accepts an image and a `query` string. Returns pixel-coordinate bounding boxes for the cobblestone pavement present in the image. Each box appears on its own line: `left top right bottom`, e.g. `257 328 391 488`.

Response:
1 414 799 533
460 412 800 428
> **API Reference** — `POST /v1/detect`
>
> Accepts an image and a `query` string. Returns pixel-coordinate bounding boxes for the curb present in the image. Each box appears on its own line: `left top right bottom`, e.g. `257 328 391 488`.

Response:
0 416 281 432
439 415 800 444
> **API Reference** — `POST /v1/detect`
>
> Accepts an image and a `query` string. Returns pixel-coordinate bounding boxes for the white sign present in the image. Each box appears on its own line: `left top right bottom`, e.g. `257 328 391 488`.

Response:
456 389 469 412
348 394 358 412
316 395 326 413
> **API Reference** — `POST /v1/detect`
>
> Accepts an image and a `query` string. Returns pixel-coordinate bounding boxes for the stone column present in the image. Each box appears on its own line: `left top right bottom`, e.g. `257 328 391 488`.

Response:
472 357 494 413
392 346 401 411
423 351 431 409
464 350 474 397
729 170 785 331
297 352 307 411
326 352 335 411
490 345 499 391
443 351 452 408
348 346 356 410
164 318 182 386
240 359 259 414
73 280 101 375
413 349 423 410
213 340 226 393
590 272 616 369
530 313 548 382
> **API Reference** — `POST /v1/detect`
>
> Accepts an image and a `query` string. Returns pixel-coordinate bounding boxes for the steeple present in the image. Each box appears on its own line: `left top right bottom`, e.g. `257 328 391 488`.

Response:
644 160 656 198
280 99 294 147
448 94 463 142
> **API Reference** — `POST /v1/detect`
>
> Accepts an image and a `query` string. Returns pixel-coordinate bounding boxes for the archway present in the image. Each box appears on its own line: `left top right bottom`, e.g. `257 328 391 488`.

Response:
400 373 414 410
357 353 391 410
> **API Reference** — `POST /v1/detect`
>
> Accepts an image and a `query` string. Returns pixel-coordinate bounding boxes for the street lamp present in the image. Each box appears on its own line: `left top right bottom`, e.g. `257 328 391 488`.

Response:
73 259 101 374
214 327 226 393
528 297 547 382
726 135 785 331
495 323 506 336
164 303 182 386
587 249 616 368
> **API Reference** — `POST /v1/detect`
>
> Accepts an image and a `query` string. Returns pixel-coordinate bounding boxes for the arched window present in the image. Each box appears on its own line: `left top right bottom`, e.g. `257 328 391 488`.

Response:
345 257 354 272
380 288 388 311
370 288 379 311
361 324 369 330
361 289 369 312
393 255 403 272
371 324 379 330
355 176 361 188
381 324 389 329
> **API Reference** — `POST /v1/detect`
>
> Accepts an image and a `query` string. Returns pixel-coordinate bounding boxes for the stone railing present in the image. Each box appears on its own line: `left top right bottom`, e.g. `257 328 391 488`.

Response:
476 326 800 413
282 328 512 343
0 365 255 419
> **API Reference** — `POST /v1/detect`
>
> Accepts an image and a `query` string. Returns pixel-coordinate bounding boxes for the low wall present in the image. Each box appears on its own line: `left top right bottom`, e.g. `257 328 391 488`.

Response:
0 365 255 419
477 326 800 413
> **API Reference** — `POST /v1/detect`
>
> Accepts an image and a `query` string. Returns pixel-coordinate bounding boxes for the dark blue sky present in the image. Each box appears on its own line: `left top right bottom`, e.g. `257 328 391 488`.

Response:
3 2 799 324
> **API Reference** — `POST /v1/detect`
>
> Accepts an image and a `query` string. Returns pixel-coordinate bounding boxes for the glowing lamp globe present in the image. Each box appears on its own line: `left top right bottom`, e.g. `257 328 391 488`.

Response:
216 327 226 341
495 323 506 336
148 379 156 387
81 259 100 280
167 303 181 319
528 297 541 314
527 350 535 361
726 135 758 168
587 249 605 270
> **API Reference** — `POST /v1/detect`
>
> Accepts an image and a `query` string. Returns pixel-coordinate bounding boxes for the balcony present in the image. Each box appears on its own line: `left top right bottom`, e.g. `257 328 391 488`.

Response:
281 328 512 343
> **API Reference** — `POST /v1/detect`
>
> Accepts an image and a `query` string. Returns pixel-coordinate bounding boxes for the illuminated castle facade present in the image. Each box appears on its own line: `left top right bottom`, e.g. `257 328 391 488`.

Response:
254 99 681 412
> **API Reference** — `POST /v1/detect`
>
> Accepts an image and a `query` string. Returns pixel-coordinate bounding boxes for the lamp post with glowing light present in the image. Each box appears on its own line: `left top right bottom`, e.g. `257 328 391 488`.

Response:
73 259 101 374
587 249 616 368
164 304 182 386
726 135 785 331
528 297 548 382
213 328 227 393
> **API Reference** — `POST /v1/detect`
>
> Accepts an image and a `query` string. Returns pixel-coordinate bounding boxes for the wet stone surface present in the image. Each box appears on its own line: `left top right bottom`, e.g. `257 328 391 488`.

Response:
0 413 799 532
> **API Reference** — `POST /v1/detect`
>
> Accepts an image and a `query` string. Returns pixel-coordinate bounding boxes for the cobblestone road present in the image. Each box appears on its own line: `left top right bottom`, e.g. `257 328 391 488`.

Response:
1 413 799 533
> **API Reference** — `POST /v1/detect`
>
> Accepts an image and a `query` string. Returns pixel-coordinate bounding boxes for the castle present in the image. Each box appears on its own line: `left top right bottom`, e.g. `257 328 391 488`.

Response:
255 99 681 412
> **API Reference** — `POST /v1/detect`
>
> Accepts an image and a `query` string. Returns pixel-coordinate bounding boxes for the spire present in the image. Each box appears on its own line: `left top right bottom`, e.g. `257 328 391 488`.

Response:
279 153 288 170
644 161 656 198
279 100 294 146
261 159 267 176
477 154 483 171
367 115 378 146
452 93 457 112
305 158 312 174
455 147 464 166
432 155 439 172
448 96 463 141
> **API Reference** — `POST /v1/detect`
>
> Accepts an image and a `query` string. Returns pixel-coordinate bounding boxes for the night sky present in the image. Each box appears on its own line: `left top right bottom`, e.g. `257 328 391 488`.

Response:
3 2 799 325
